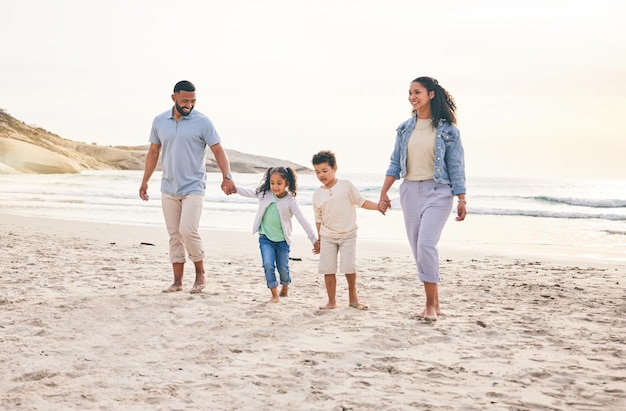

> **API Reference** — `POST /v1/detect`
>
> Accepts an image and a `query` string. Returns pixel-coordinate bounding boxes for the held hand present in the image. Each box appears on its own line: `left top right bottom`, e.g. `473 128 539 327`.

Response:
139 182 149 201
378 194 391 215
377 201 388 215
221 179 236 195
312 240 320 255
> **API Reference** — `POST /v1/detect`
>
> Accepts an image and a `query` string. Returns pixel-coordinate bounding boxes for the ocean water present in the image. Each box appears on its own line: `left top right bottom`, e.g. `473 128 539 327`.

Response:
1 170 625 263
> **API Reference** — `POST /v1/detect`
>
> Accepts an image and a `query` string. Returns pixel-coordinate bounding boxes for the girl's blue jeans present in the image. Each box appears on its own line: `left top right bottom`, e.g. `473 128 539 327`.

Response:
258 235 291 289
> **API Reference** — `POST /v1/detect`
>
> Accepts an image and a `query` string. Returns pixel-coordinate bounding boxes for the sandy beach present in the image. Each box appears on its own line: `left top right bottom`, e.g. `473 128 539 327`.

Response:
1 213 625 410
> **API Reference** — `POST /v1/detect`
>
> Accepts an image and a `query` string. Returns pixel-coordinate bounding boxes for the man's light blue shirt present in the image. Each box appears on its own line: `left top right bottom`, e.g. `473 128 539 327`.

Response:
149 108 220 196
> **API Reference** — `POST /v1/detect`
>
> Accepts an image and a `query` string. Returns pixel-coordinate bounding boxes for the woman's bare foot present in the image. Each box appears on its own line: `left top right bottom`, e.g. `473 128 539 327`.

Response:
417 306 438 321
279 285 289 297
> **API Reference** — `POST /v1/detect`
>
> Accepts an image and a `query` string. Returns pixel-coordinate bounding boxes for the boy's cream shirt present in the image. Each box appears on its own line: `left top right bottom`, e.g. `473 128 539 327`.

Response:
312 179 366 239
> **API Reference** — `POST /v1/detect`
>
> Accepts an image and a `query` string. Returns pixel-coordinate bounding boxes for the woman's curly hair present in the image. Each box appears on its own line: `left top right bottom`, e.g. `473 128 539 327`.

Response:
412 76 457 128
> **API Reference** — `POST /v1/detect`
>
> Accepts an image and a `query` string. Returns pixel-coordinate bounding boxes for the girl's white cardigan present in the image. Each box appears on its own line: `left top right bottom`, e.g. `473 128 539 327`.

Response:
236 187 318 245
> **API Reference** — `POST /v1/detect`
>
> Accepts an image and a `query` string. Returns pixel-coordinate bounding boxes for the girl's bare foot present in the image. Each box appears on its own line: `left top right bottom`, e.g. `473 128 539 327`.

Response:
279 285 289 297
319 302 337 310
269 287 280 303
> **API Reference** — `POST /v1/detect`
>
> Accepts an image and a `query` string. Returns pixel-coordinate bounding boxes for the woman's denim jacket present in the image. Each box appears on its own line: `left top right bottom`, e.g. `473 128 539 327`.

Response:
385 114 466 195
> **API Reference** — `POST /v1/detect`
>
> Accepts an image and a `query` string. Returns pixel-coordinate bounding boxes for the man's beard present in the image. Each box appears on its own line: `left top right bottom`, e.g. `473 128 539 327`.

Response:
175 103 194 117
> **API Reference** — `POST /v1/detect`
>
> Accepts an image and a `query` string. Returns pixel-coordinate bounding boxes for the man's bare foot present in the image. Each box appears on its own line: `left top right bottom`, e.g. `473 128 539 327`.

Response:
163 284 183 293
190 273 206 294
279 285 289 297
319 302 337 310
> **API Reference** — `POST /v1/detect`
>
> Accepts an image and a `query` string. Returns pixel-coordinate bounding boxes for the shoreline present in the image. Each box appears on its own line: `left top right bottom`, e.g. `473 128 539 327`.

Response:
1 212 625 410
1 211 624 269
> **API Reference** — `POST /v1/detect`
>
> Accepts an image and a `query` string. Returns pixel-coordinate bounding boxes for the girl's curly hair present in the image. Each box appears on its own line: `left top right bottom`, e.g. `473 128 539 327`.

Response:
256 166 298 197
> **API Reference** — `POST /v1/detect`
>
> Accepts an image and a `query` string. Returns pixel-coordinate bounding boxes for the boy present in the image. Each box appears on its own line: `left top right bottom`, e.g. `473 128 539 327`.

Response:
311 150 381 310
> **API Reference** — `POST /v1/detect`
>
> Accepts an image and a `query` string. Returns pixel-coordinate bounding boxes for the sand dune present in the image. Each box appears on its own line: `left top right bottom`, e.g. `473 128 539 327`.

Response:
0 110 310 175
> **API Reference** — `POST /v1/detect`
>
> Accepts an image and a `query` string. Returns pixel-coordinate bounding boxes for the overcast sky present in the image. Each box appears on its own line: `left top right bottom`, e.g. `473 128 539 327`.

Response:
2 0 625 179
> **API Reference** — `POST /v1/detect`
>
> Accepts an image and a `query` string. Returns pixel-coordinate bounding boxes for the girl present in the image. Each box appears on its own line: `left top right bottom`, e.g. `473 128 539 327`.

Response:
235 167 320 302
379 76 467 321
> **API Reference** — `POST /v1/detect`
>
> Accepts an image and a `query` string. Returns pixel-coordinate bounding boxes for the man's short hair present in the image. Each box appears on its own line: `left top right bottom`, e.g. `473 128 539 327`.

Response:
173 80 196 93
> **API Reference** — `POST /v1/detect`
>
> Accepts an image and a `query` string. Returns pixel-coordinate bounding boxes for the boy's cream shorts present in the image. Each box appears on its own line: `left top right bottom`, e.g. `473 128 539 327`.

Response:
318 232 357 275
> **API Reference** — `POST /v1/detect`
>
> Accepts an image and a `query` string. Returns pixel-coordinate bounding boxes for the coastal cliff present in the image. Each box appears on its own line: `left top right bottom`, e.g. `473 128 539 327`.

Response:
0 110 310 174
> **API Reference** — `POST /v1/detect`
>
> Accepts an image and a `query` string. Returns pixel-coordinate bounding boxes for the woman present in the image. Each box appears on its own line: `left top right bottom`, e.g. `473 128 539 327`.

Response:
379 76 466 321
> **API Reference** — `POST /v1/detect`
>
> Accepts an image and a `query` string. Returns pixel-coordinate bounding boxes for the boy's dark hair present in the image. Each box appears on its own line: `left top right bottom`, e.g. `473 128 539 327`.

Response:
257 166 298 197
311 150 336 168
173 80 196 93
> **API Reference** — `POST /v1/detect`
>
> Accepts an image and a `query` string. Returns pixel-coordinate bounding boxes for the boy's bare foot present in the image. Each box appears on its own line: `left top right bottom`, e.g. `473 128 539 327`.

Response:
190 283 205 294
163 284 183 293
349 302 368 310
279 285 289 297
415 308 444 318
319 302 337 310
417 307 438 321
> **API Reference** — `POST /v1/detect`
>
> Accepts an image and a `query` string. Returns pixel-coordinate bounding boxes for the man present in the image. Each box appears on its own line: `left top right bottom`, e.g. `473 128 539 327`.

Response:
139 80 236 293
